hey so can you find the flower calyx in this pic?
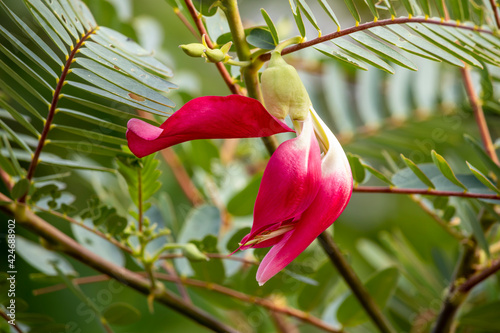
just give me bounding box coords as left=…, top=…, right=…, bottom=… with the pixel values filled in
left=261, top=51, right=311, bottom=121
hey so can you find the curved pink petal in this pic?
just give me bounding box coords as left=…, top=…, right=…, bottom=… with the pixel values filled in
left=239, top=115, right=322, bottom=249
left=256, top=114, right=353, bottom=285
left=127, top=95, right=294, bottom=157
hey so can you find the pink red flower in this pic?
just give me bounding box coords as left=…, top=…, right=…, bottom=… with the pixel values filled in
left=126, top=95, right=352, bottom=285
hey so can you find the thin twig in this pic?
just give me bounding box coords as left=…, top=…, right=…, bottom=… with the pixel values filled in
left=0, top=168, right=13, bottom=191
left=432, top=240, right=478, bottom=333
left=461, top=67, right=499, bottom=165
left=173, top=7, right=200, bottom=40
left=489, top=0, right=500, bottom=30
left=259, top=17, right=496, bottom=62
left=410, top=195, right=465, bottom=241
left=0, top=309, right=23, bottom=333
left=0, top=194, right=238, bottom=333
left=22, top=28, right=96, bottom=201
left=318, top=232, right=396, bottom=333
left=354, top=186, right=500, bottom=200
left=34, top=272, right=342, bottom=333
left=34, top=206, right=133, bottom=254
left=183, top=0, right=241, bottom=95
left=162, top=261, right=192, bottom=304
left=458, top=257, right=500, bottom=293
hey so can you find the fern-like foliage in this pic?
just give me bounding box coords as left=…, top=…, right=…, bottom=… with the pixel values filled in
left=0, top=0, right=175, bottom=185
left=272, top=0, right=500, bottom=73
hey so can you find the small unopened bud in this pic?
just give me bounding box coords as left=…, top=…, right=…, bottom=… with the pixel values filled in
left=179, top=43, right=206, bottom=57
left=203, top=48, right=226, bottom=63
left=182, top=243, right=208, bottom=261
left=261, top=51, right=311, bottom=121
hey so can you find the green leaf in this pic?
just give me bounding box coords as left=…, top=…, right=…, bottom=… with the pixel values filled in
left=1, top=135, right=24, bottom=176
left=362, top=163, right=394, bottom=185
left=227, top=173, right=262, bottom=216
left=316, top=0, right=340, bottom=28
left=16, top=237, right=76, bottom=276
left=456, top=200, right=490, bottom=256
left=80, top=44, right=176, bottom=91
left=53, top=125, right=127, bottom=145
left=297, top=260, right=339, bottom=311
left=350, top=32, right=417, bottom=71
left=431, top=150, right=468, bottom=191
left=178, top=205, right=221, bottom=243
left=0, top=0, right=64, bottom=62
left=0, top=23, right=58, bottom=79
left=400, top=0, right=415, bottom=15
left=401, top=154, right=435, bottom=188
left=406, top=23, right=482, bottom=68
left=333, top=39, right=394, bottom=74
left=342, top=0, right=361, bottom=22
left=94, top=28, right=173, bottom=77
left=464, top=134, right=500, bottom=179
left=289, top=0, right=306, bottom=37
left=192, top=0, right=218, bottom=16
left=246, top=27, right=276, bottom=50
left=0, top=99, right=39, bottom=136
left=0, top=43, right=52, bottom=90
left=69, top=70, right=172, bottom=111
left=363, top=0, right=379, bottom=19
left=416, top=0, right=430, bottom=16
left=71, top=219, right=125, bottom=266
left=102, top=303, right=141, bottom=325
left=11, top=178, right=30, bottom=200
left=433, top=0, right=445, bottom=17
left=315, top=46, right=367, bottom=70
left=48, top=140, right=130, bottom=156
left=260, top=8, right=279, bottom=45
left=337, top=267, right=399, bottom=326
left=73, top=58, right=174, bottom=106
left=347, top=153, right=366, bottom=184
left=459, top=300, right=500, bottom=330
left=57, top=108, right=127, bottom=133
left=388, top=25, right=463, bottom=67
left=0, top=118, right=33, bottom=154
left=296, top=0, right=321, bottom=35
left=466, top=162, right=500, bottom=195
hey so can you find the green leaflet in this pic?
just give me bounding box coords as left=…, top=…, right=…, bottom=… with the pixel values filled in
left=260, top=8, right=279, bottom=45
left=401, top=154, right=435, bottom=188
left=431, top=151, right=468, bottom=191
left=388, top=25, right=463, bottom=67
left=333, top=38, right=394, bottom=73
left=350, top=32, right=417, bottom=71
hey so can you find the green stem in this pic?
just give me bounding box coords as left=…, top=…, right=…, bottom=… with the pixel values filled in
left=274, top=36, right=304, bottom=53
left=221, top=0, right=279, bottom=154
left=318, top=232, right=397, bottom=333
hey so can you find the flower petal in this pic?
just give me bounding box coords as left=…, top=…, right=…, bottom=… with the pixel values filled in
left=127, top=95, right=294, bottom=157
left=256, top=112, right=353, bottom=285
left=241, top=114, right=322, bottom=247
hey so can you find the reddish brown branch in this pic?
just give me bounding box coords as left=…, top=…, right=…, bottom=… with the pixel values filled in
left=458, top=257, right=500, bottom=293
left=354, top=186, right=500, bottom=200
left=0, top=194, right=237, bottom=333
left=173, top=7, right=200, bottom=41
left=23, top=29, right=96, bottom=199
left=259, top=17, right=495, bottom=62
left=489, top=0, right=500, bottom=30
left=461, top=67, right=499, bottom=165
left=34, top=272, right=341, bottom=333
left=0, top=310, right=23, bottom=333
left=183, top=0, right=241, bottom=95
